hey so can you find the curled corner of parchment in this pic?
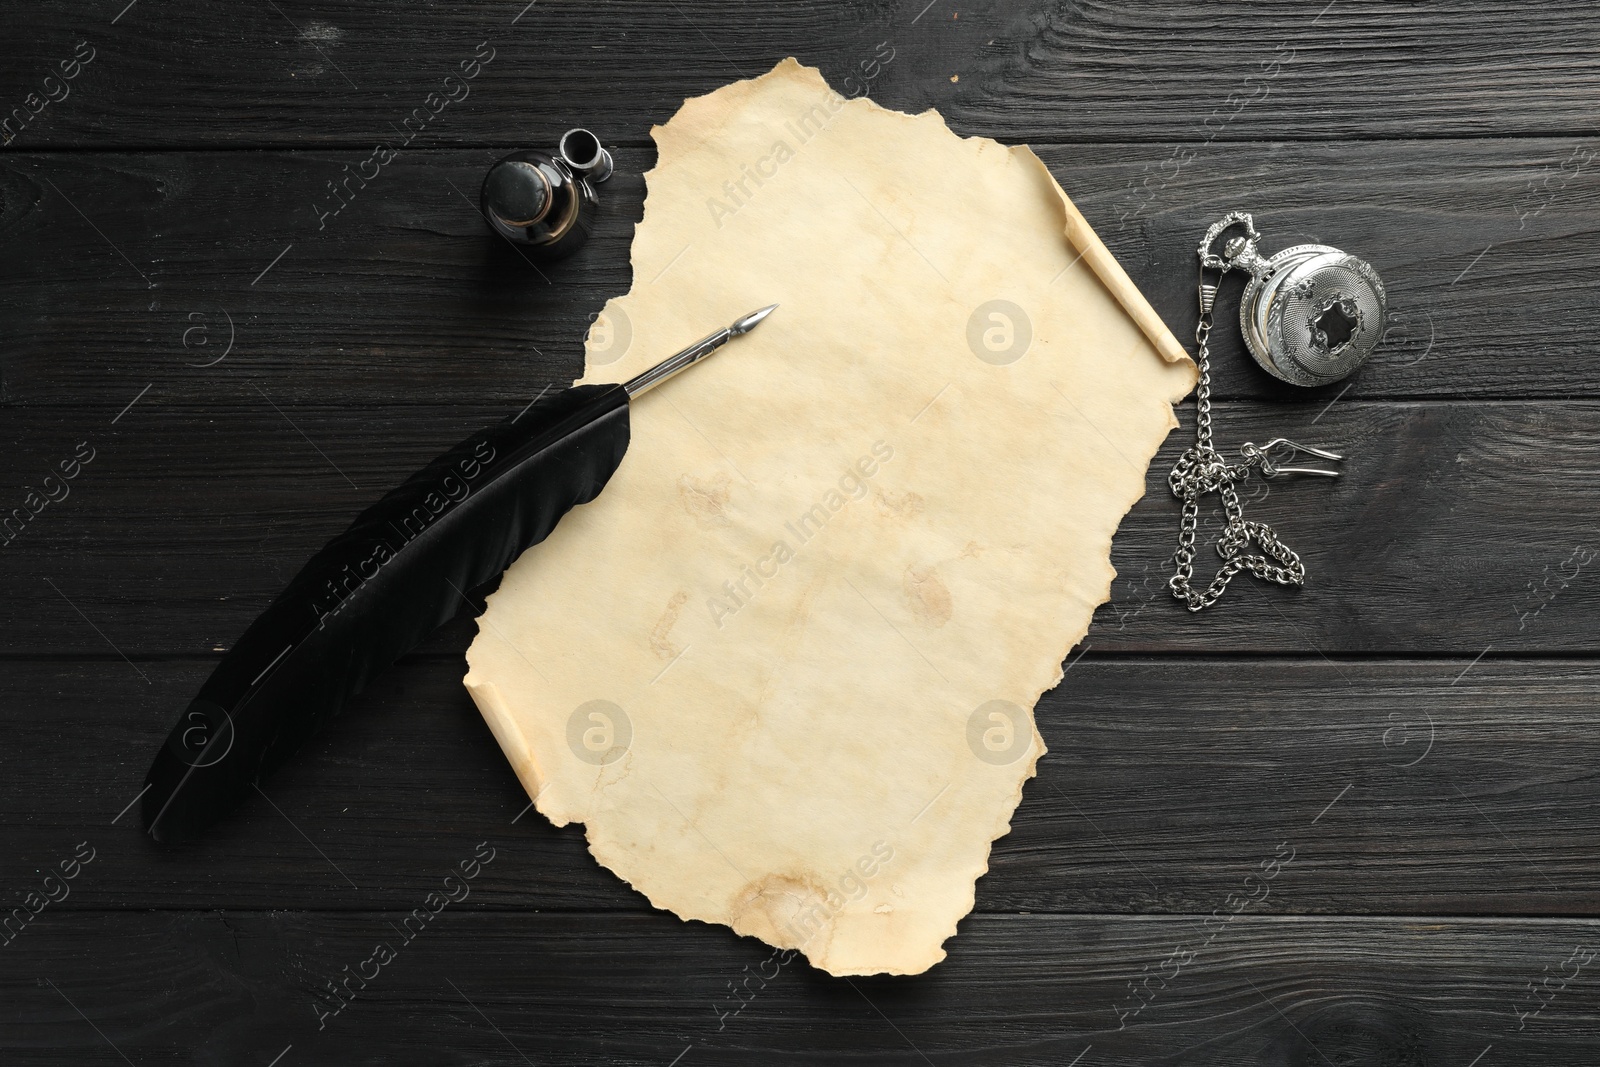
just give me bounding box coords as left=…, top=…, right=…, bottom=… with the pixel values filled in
left=644, top=58, right=1196, bottom=383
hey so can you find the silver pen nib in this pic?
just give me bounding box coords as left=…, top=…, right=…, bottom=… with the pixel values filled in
left=729, top=303, right=779, bottom=335
left=623, top=304, right=779, bottom=399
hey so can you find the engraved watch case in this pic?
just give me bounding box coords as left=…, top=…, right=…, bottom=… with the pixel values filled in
left=1200, top=215, right=1387, bottom=387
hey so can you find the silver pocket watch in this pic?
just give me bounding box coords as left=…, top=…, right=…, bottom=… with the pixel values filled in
left=1202, top=212, right=1387, bottom=387
left=1167, top=212, right=1388, bottom=612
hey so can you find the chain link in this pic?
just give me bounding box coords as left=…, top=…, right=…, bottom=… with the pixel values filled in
left=1167, top=263, right=1306, bottom=612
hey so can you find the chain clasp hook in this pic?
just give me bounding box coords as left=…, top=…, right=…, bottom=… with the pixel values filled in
left=1241, top=438, right=1344, bottom=479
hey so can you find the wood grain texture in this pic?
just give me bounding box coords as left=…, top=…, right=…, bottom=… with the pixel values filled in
left=952, top=0, right=1600, bottom=143
left=0, top=0, right=1002, bottom=150
left=4, top=911, right=1598, bottom=1064
left=3, top=137, right=1596, bottom=408
left=5, top=0, right=1600, bottom=1061
left=5, top=1, right=1600, bottom=149
left=2, top=401, right=1596, bottom=655
left=3, top=657, right=1597, bottom=915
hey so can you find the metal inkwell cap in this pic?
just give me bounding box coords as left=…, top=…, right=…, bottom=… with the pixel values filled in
left=1199, top=212, right=1387, bottom=387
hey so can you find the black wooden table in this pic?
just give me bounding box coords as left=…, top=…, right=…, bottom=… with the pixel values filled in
left=5, top=2, right=1599, bottom=1063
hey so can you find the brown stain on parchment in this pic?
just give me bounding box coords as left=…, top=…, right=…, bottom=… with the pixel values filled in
left=678, top=473, right=732, bottom=527
left=903, top=563, right=953, bottom=627
left=649, top=590, right=691, bottom=659
left=729, top=871, right=834, bottom=958
left=872, top=488, right=924, bottom=520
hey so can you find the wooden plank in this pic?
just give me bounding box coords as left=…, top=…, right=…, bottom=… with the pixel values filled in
left=0, top=0, right=990, bottom=150
left=953, top=0, right=1600, bottom=143
left=2, top=910, right=1597, bottom=1063
left=2, top=399, right=1596, bottom=655
left=1, top=137, right=1594, bottom=408
left=5, top=1, right=1600, bottom=149
left=5, top=657, right=1598, bottom=914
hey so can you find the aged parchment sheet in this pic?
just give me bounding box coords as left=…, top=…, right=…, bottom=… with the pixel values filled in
left=465, top=59, right=1195, bottom=975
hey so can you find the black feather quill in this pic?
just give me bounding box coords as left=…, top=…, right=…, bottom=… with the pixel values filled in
left=142, top=303, right=776, bottom=842
left=143, top=384, right=630, bottom=842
